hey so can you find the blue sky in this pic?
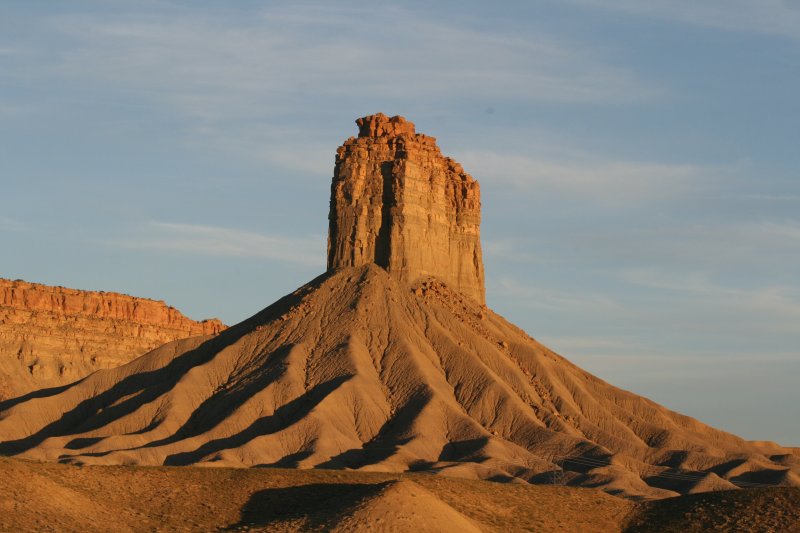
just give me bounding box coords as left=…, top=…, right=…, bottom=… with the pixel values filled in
left=1, top=1, right=798, bottom=445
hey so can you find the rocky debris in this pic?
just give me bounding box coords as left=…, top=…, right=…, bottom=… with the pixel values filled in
left=0, top=277, right=225, bottom=399
left=327, top=113, right=485, bottom=304
left=356, top=113, right=416, bottom=138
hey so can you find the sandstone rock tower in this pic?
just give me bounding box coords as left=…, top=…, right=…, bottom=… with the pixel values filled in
left=327, top=113, right=485, bottom=303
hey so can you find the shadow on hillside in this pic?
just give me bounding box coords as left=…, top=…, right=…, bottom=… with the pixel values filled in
left=0, top=271, right=334, bottom=456
left=315, top=389, right=429, bottom=470
left=224, top=482, right=389, bottom=531
left=164, top=374, right=353, bottom=465
left=0, top=382, right=80, bottom=411
left=623, top=487, right=800, bottom=533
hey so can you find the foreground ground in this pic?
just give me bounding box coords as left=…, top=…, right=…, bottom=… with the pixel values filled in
left=1, top=458, right=798, bottom=532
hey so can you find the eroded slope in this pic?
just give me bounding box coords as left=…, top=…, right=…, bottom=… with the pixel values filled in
left=0, top=266, right=796, bottom=499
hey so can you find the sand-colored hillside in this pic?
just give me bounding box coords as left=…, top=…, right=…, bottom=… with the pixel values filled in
left=0, top=457, right=631, bottom=532
left=1, top=265, right=796, bottom=499
left=628, top=486, right=800, bottom=532
left=1, top=458, right=798, bottom=532
left=322, top=480, right=483, bottom=532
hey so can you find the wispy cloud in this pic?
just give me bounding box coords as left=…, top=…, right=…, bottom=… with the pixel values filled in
left=755, top=220, right=800, bottom=241
left=0, top=47, right=24, bottom=56
left=0, top=4, right=666, bottom=175
left=107, top=222, right=325, bottom=267
left=620, top=267, right=800, bottom=334
left=46, top=6, right=655, bottom=110
left=457, top=149, right=728, bottom=204
left=186, top=124, right=335, bottom=176
left=0, top=216, right=27, bottom=232
left=490, top=276, right=625, bottom=314
left=601, top=220, right=800, bottom=268
left=563, top=0, right=800, bottom=40
left=0, top=104, right=30, bottom=116
left=717, top=194, right=800, bottom=202
left=483, top=238, right=547, bottom=265
left=542, top=335, right=649, bottom=355
left=487, top=218, right=800, bottom=272
left=543, top=334, right=799, bottom=364
left=554, top=347, right=800, bottom=384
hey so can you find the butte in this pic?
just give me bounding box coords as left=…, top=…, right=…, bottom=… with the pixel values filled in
left=0, top=113, right=797, bottom=500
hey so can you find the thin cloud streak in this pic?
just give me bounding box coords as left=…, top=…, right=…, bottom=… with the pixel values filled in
left=457, top=149, right=728, bottom=204
left=0, top=5, right=665, bottom=177
left=43, top=5, right=657, bottom=114
left=562, top=0, right=800, bottom=40
left=0, top=217, right=27, bottom=232
left=602, top=220, right=800, bottom=268
left=10, top=5, right=656, bottom=171
left=620, top=268, right=800, bottom=334
left=107, top=222, right=325, bottom=267
left=490, top=276, right=625, bottom=314
left=490, top=219, right=800, bottom=272
left=543, top=335, right=799, bottom=364
left=542, top=335, right=649, bottom=355
left=0, top=47, right=25, bottom=56
left=187, top=123, right=335, bottom=176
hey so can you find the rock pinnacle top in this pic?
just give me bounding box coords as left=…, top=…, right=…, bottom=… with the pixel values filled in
left=356, top=113, right=416, bottom=138
left=328, top=114, right=485, bottom=303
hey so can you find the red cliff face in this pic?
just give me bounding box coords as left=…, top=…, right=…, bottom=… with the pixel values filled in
left=0, top=278, right=225, bottom=399
left=327, top=113, right=485, bottom=304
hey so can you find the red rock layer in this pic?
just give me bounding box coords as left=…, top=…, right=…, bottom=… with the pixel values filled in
left=0, top=278, right=225, bottom=399
left=327, top=113, right=485, bottom=304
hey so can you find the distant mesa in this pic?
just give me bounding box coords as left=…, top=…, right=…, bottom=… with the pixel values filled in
left=329, top=113, right=485, bottom=304
left=0, top=277, right=225, bottom=400
left=0, top=114, right=797, bottom=501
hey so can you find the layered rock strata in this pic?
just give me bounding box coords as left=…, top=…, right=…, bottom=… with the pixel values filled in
left=328, top=113, right=485, bottom=303
left=0, top=278, right=225, bottom=399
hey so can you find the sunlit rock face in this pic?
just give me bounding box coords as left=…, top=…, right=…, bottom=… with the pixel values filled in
left=327, top=113, right=485, bottom=304
left=0, top=277, right=225, bottom=399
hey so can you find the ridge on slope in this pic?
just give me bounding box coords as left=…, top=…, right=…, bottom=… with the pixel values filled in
left=0, top=265, right=796, bottom=500
left=626, top=487, right=800, bottom=532
left=0, top=277, right=225, bottom=400
left=0, top=456, right=636, bottom=532
left=328, top=480, right=482, bottom=533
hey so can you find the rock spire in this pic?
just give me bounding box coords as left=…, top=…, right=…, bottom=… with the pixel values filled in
left=327, top=113, right=485, bottom=303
